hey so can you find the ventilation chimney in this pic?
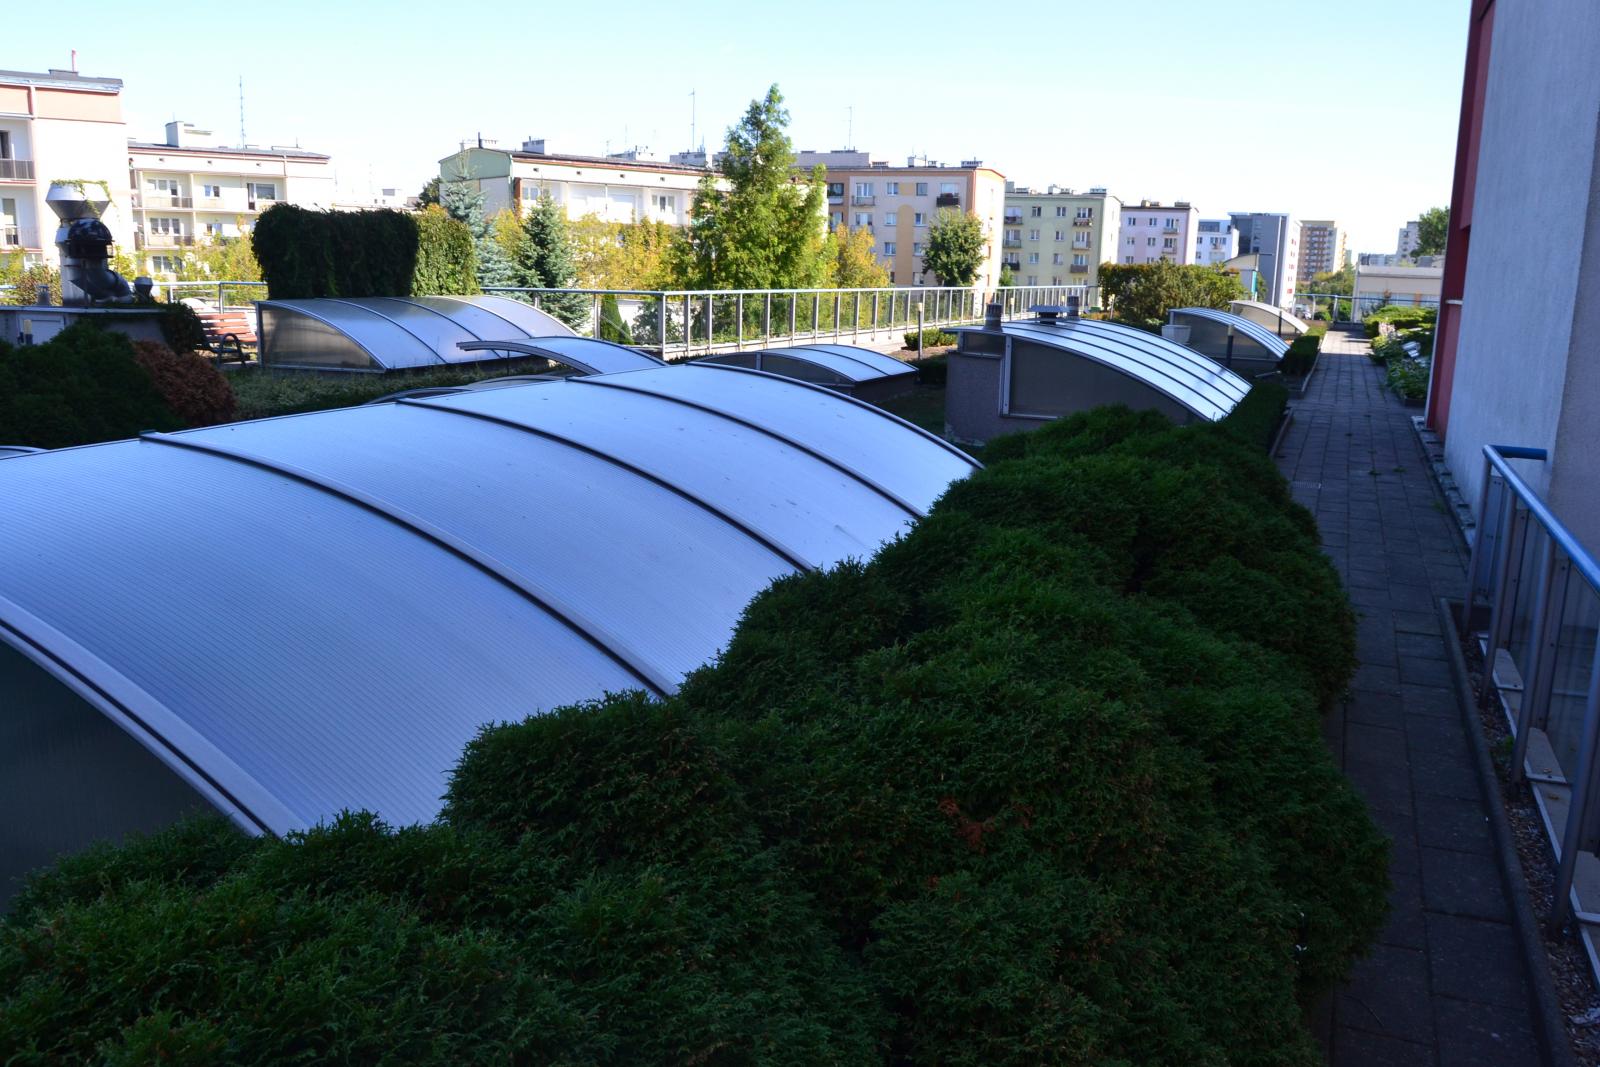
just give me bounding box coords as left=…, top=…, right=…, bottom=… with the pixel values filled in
left=984, top=302, right=1003, bottom=330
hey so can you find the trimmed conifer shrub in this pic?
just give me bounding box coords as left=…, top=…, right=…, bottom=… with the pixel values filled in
left=129, top=340, right=236, bottom=427
left=0, top=387, right=1384, bottom=1065
left=0, top=323, right=180, bottom=448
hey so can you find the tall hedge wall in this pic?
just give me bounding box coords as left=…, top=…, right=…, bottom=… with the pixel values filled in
left=0, top=389, right=1385, bottom=1065
left=253, top=204, right=478, bottom=300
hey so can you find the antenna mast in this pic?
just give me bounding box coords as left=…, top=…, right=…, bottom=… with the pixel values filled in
left=847, top=105, right=854, bottom=150
left=238, top=77, right=246, bottom=144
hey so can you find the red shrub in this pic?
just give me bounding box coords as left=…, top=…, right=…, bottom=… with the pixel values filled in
left=130, top=340, right=237, bottom=428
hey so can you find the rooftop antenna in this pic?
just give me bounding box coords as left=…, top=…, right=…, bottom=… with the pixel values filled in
left=70, top=49, right=77, bottom=72
left=689, top=89, right=696, bottom=152
left=238, top=76, right=246, bottom=144
left=847, top=105, right=853, bottom=151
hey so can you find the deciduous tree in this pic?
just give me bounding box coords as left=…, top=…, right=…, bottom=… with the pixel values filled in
left=921, top=209, right=985, bottom=287
left=1097, top=260, right=1244, bottom=328
left=1414, top=205, right=1449, bottom=256
left=823, top=226, right=889, bottom=288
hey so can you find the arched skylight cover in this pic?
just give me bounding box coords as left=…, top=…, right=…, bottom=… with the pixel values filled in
left=1229, top=300, right=1311, bottom=337
left=1169, top=307, right=1291, bottom=361
left=455, top=335, right=663, bottom=376
left=0, top=446, right=42, bottom=459
left=258, top=295, right=576, bottom=371
left=698, top=344, right=915, bottom=387
left=0, top=365, right=977, bottom=836
left=1001, top=318, right=1250, bottom=421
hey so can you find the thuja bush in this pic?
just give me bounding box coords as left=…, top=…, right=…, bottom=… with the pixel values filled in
left=129, top=340, right=236, bottom=427
left=0, top=323, right=180, bottom=448
left=253, top=204, right=420, bottom=299
left=0, top=389, right=1384, bottom=1065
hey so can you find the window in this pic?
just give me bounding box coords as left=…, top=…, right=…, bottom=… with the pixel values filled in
left=1147, top=237, right=1156, bottom=246
left=1005, top=228, right=1020, bottom=241
left=1029, top=205, right=1041, bottom=217
left=1027, top=252, right=1039, bottom=264
left=201, top=183, right=221, bottom=198
left=150, top=217, right=182, bottom=234
left=886, top=181, right=899, bottom=195
left=1054, top=230, right=1065, bottom=241
left=652, top=194, right=677, bottom=213
left=247, top=182, right=277, bottom=203
left=914, top=211, right=927, bottom=226
left=150, top=178, right=178, bottom=193
left=0, top=132, right=8, bottom=158
left=883, top=241, right=896, bottom=255
left=915, top=182, right=928, bottom=196
left=1051, top=253, right=1063, bottom=265
left=884, top=212, right=897, bottom=226
left=152, top=255, right=178, bottom=273
left=1162, top=237, right=1175, bottom=249
left=889, top=270, right=895, bottom=283
left=1076, top=207, right=1092, bottom=219
left=1165, top=217, right=1177, bottom=228
left=1124, top=255, right=1134, bottom=263
left=1026, top=275, right=1037, bottom=285
left=204, top=221, right=226, bottom=237
left=1126, top=236, right=1134, bottom=245
left=830, top=211, right=843, bottom=229
left=1126, top=217, right=1137, bottom=226
left=1028, top=229, right=1040, bottom=241
left=853, top=212, right=872, bottom=227
left=1073, top=254, right=1087, bottom=266
left=1056, top=206, right=1068, bottom=217
left=913, top=242, right=924, bottom=254
left=827, top=182, right=844, bottom=197
left=940, top=182, right=958, bottom=195
left=854, top=181, right=873, bottom=196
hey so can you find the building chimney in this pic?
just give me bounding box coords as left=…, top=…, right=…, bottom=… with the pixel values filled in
left=984, top=302, right=1003, bottom=330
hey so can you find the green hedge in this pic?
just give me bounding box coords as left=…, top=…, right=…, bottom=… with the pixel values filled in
left=0, top=323, right=181, bottom=448
left=1281, top=325, right=1326, bottom=377
left=0, top=391, right=1384, bottom=1065
left=903, top=326, right=955, bottom=350
left=253, top=204, right=421, bottom=299
left=1362, top=304, right=1436, bottom=339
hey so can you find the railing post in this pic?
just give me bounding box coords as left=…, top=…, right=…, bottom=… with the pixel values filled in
left=706, top=294, right=714, bottom=353
left=788, top=294, right=796, bottom=341
left=833, top=292, right=841, bottom=340
left=682, top=293, right=691, bottom=358
left=736, top=292, right=744, bottom=349
left=763, top=293, right=771, bottom=345
left=657, top=294, right=668, bottom=357
left=1550, top=652, right=1600, bottom=932
left=812, top=292, right=820, bottom=340
left=1462, top=455, right=1496, bottom=632
left=872, top=292, right=880, bottom=338
left=1482, top=502, right=1531, bottom=711
left=1510, top=535, right=1558, bottom=782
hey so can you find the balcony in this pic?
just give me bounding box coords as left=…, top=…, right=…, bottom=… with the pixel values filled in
left=133, top=193, right=196, bottom=210
left=247, top=199, right=277, bottom=212
left=0, top=158, right=35, bottom=181
left=1002, top=237, right=1022, bottom=248
left=1003, top=214, right=1023, bottom=226
left=1069, top=264, right=1089, bottom=274
left=196, top=196, right=226, bottom=209
left=1073, top=218, right=1092, bottom=227
left=135, top=232, right=196, bottom=249
left=1163, top=225, right=1180, bottom=234
left=935, top=193, right=961, bottom=207
left=851, top=195, right=875, bottom=206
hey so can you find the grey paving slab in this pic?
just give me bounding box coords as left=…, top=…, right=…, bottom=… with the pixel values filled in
left=1278, top=336, right=1544, bottom=1065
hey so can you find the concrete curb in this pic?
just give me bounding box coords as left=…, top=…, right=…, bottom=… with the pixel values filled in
left=1270, top=410, right=1295, bottom=459
left=1438, top=595, right=1577, bottom=1067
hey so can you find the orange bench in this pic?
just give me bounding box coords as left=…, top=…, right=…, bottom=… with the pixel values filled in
left=195, top=309, right=257, bottom=365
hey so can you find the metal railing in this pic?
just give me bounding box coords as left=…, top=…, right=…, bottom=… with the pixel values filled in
left=133, top=193, right=195, bottom=209
left=145, top=279, right=269, bottom=307
left=935, top=193, right=960, bottom=207
left=136, top=232, right=197, bottom=249
left=478, top=284, right=1098, bottom=359
left=1464, top=445, right=1600, bottom=934
left=0, top=159, right=35, bottom=181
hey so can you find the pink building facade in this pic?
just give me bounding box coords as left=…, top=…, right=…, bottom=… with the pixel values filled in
left=1116, top=200, right=1199, bottom=265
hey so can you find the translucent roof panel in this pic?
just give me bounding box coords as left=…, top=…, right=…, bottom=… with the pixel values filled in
left=456, top=335, right=663, bottom=376
left=997, top=320, right=1250, bottom=422
left=0, top=442, right=642, bottom=832
left=0, top=366, right=976, bottom=837
left=1229, top=300, right=1311, bottom=337
left=699, top=344, right=913, bottom=384
left=259, top=296, right=577, bottom=372
left=0, top=446, right=42, bottom=459
left=580, top=364, right=979, bottom=513
left=416, top=380, right=919, bottom=567
left=194, top=403, right=787, bottom=688
left=1170, top=307, right=1290, bottom=360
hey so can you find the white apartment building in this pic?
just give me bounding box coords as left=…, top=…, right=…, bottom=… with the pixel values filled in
left=128, top=121, right=333, bottom=277
left=1000, top=184, right=1122, bottom=289
left=0, top=68, right=130, bottom=267
left=1230, top=212, right=1301, bottom=308
left=1118, top=200, right=1199, bottom=265
left=1193, top=219, right=1238, bottom=266
left=440, top=139, right=716, bottom=228
left=1397, top=219, right=1421, bottom=257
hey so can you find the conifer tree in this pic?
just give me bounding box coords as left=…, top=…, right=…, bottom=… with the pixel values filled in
left=441, top=181, right=518, bottom=291
left=518, top=194, right=590, bottom=328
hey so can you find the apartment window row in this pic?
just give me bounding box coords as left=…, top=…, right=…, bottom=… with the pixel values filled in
left=834, top=180, right=944, bottom=199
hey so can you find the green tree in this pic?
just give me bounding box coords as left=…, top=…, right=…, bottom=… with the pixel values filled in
left=1306, top=263, right=1353, bottom=296
left=823, top=226, right=889, bottom=288
left=441, top=181, right=517, bottom=290
left=412, top=204, right=479, bottom=296
left=921, top=209, right=986, bottom=287
left=662, top=85, right=828, bottom=290
left=998, top=263, right=1016, bottom=287
left=518, top=194, right=589, bottom=327
left=1414, top=205, right=1449, bottom=256
left=417, top=176, right=441, bottom=209
left=1097, top=260, right=1244, bottom=328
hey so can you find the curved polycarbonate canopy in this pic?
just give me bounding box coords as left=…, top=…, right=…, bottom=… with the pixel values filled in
left=697, top=344, right=914, bottom=387
left=1229, top=300, right=1311, bottom=337
left=0, top=365, right=978, bottom=836
left=998, top=318, right=1250, bottom=422
left=456, top=335, right=664, bottom=376
left=0, top=446, right=42, bottom=459
left=1170, top=307, right=1290, bottom=361
left=258, top=295, right=576, bottom=372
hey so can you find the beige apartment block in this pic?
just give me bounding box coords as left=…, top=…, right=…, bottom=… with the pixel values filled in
left=128, top=122, right=333, bottom=277
left=1298, top=219, right=1345, bottom=282
left=802, top=151, right=1007, bottom=292
left=441, top=140, right=719, bottom=229
left=1001, top=184, right=1122, bottom=292
left=0, top=68, right=129, bottom=268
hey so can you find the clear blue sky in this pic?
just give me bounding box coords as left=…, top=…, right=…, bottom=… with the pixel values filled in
left=12, top=0, right=1467, bottom=256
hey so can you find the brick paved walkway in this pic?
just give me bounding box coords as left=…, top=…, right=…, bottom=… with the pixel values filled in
left=1280, top=329, right=1545, bottom=1065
